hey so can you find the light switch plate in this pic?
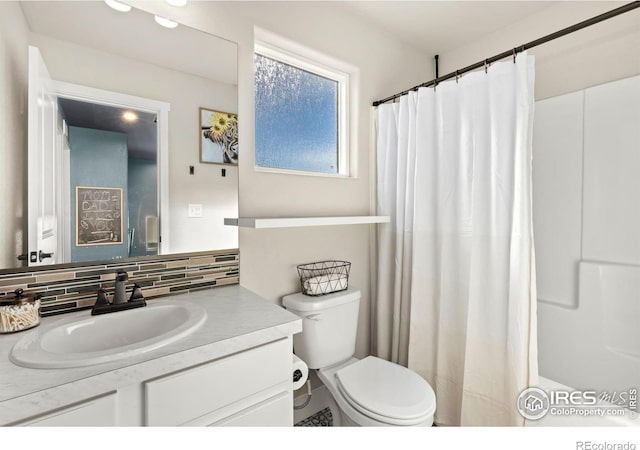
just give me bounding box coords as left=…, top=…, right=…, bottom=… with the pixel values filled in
left=188, top=204, right=203, bottom=218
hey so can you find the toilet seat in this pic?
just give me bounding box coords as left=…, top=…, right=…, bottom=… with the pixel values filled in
left=334, top=356, right=436, bottom=426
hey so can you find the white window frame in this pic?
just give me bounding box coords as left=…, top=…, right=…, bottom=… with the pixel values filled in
left=254, top=39, right=352, bottom=178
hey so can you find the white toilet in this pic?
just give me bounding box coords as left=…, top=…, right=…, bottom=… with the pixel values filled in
left=283, top=288, right=436, bottom=426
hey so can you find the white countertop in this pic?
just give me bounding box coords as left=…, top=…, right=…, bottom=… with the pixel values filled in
left=0, top=285, right=302, bottom=425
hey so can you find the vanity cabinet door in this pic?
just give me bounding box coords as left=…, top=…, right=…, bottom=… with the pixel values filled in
left=14, top=392, right=117, bottom=427
left=144, top=339, right=291, bottom=426
left=211, top=391, right=291, bottom=426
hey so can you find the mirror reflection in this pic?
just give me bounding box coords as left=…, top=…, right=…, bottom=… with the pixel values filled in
left=0, top=1, right=239, bottom=271
left=63, top=100, right=158, bottom=262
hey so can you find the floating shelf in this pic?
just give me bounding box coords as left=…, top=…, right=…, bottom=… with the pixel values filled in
left=224, top=216, right=390, bottom=229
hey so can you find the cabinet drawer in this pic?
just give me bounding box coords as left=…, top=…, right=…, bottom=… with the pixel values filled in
left=15, top=392, right=117, bottom=427
left=145, top=339, right=290, bottom=426
left=212, top=391, right=292, bottom=427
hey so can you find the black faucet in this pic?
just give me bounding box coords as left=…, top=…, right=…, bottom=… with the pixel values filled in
left=91, top=271, right=146, bottom=316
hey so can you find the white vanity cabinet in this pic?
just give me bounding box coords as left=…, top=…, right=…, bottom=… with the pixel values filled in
left=15, top=393, right=117, bottom=427
left=0, top=287, right=302, bottom=427
left=11, top=338, right=293, bottom=427
left=144, top=339, right=292, bottom=426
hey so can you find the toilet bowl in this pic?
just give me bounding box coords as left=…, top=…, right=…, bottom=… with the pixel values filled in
left=282, top=288, right=436, bottom=427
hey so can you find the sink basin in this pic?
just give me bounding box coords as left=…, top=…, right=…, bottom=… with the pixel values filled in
left=10, top=300, right=207, bottom=369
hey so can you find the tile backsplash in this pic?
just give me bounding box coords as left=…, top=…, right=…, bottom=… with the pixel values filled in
left=0, top=250, right=239, bottom=317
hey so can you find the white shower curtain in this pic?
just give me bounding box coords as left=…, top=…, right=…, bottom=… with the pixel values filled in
left=375, top=53, right=538, bottom=426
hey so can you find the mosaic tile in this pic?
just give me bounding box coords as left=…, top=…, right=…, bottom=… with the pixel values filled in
left=26, top=275, right=101, bottom=288
left=0, top=276, right=36, bottom=286
left=34, top=272, right=75, bottom=283
left=75, top=266, right=138, bottom=277
left=159, top=273, right=186, bottom=281
left=0, top=250, right=239, bottom=317
left=166, top=260, right=189, bottom=269
left=137, top=263, right=167, bottom=271
left=295, top=407, right=333, bottom=427
left=215, top=255, right=237, bottom=262
left=64, top=283, right=102, bottom=294
left=169, top=280, right=217, bottom=293
left=38, top=289, right=67, bottom=300
left=41, top=302, right=78, bottom=313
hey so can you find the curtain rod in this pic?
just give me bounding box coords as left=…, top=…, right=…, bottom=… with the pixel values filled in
left=372, top=1, right=640, bottom=107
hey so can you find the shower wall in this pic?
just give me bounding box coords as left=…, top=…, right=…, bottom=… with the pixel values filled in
left=533, top=74, right=640, bottom=393
left=128, top=157, right=158, bottom=258
left=69, top=126, right=129, bottom=263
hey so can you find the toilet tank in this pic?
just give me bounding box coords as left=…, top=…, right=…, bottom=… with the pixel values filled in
left=282, top=288, right=361, bottom=369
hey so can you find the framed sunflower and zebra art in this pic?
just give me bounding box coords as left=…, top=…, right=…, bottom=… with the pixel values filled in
left=200, top=107, right=238, bottom=165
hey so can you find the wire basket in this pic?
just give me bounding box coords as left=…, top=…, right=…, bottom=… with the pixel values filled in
left=297, top=260, right=351, bottom=296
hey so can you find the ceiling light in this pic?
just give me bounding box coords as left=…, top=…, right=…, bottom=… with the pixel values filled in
left=166, top=0, right=187, bottom=6
left=154, top=15, right=178, bottom=29
left=105, top=0, right=131, bottom=13
left=122, top=111, right=138, bottom=122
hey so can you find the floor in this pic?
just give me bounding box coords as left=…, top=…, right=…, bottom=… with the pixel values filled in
left=294, top=407, right=438, bottom=426
left=294, top=407, right=333, bottom=426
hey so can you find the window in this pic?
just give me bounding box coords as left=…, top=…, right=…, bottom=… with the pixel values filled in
left=254, top=43, right=349, bottom=176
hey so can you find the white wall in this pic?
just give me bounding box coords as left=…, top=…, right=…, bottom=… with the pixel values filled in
left=129, top=1, right=431, bottom=359
left=439, top=2, right=640, bottom=100
left=582, top=76, right=640, bottom=265
left=533, top=76, right=640, bottom=393
left=28, top=32, right=239, bottom=255
left=0, top=2, right=29, bottom=269
left=532, top=91, right=584, bottom=309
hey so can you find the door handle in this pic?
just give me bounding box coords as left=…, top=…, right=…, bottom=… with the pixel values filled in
left=38, top=250, right=54, bottom=262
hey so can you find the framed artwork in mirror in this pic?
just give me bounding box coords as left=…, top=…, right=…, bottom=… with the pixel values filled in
left=200, top=107, right=238, bottom=165
left=76, top=186, right=124, bottom=246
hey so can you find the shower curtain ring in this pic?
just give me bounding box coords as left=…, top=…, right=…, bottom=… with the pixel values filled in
left=513, top=48, right=517, bottom=63
left=455, top=70, right=459, bottom=83
left=484, top=59, right=488, bottom=73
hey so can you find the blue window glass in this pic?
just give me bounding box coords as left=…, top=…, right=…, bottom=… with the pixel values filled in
left=255, top=53, right=339, bottom=174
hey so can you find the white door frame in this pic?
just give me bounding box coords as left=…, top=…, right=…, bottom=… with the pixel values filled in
left=28, top=46, right=58, bottom=266
left=52, top=80, right=171, bottom=255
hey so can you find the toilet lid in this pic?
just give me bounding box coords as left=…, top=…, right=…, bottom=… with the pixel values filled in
left=335, top=356, right=436, bottom=424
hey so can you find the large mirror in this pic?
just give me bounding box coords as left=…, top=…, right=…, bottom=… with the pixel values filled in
left=0, top=1, right=239, bottom=271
